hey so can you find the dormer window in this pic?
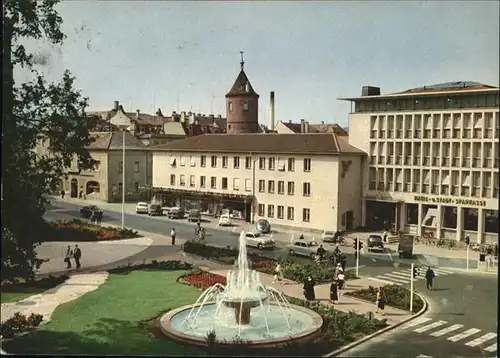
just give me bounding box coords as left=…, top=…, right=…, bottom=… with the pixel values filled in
left=243, top=102, right=249, bottom=111
left=229, top=102, right=233, bottom=112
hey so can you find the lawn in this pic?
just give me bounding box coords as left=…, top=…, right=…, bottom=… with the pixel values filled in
left=1, top=275, right=69, bottom=303
left=2, top=270, right=205, bottom=356
left=1, top=290, right=46, bottom=304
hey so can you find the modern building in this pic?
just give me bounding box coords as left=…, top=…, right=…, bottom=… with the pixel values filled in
left=150, top=133, right=365, bottom=232
left=340, top=81, right=499, bottom=244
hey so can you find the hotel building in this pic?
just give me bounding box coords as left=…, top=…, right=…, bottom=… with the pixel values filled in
left=341, top=81, right=499, bottom=244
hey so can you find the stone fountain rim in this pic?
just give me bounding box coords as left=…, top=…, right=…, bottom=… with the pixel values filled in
left=159, top=302, right=324, bottom=349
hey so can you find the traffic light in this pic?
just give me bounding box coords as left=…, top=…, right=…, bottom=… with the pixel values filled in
left=413, top=267, right=418, bottom=279
left=465, top=236, right=470, bottom=245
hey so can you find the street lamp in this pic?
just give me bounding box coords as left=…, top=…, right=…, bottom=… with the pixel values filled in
left=116, top=126, right=128, bottom=229
left=250, top=152, right=258, bottom=224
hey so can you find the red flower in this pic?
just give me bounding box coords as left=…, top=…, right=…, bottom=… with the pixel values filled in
left=182, top=272, right=227, bottom=290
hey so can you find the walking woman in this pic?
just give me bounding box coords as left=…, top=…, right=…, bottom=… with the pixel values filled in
left=303, top=276, right=316, bottom=301
left=376, top=286, right=386, bottom=316
left=329, top=280, right=339, bottom=304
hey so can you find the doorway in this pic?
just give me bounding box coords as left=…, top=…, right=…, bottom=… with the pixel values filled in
left=70, top=179, right=78, bottom=198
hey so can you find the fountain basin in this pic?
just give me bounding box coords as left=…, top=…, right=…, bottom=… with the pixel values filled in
left=160, top=302, right=323, bottom=349
left=222, top=298, right=266, bottom=325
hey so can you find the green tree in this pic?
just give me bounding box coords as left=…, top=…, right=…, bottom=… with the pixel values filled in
left=2, top=0, right=96, bottom=281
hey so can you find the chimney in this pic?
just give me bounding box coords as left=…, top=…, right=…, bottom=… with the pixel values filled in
left=136, top=109, right=140, bottom=119
left=304, top=121, right=310, bottom=133
left=209, top=114, right=214, bottom=119
left=300, top=119, right=305, bottom=133
left=268, top=91, right=275, bottom=130
left=321, top=121, right=325, bottom=125
left=156, top=108, right=163, bottom=117
left=361, top=86, right=381, bottom=96
left=113, top=101, right=119, bottom=111
left=217, top=114, right=222, bottom=118
left=289, top=120, right=292, bottom=124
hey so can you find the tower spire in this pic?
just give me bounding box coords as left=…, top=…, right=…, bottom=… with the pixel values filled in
left=240, top=51, right=244, bottom=70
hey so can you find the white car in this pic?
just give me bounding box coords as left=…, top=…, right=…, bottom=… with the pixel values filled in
left=136, top=202, right=149, bottom=214
left=245, top=232, right=275, bottom=249
left=218, top=214, right=232, bottom=226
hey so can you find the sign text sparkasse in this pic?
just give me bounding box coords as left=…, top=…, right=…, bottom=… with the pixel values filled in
left=413, top=195, right=486, bottom=207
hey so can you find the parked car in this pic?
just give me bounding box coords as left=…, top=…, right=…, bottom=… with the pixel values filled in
left=367, top=235, right=385, bottom=252
left=286, top=239, right=326, bottom=259
left=80, top=205, right=102, bottom=219
left=244, top=232, right=275, bottom=249
left=168, top=207, right=185, bottom=219
left=255, top=219, right=271, bottom=234
left=136, top=202, right=149, bottom=214
left=218, top=214, right=232, bottom=226
left=148, top=204, right=163, bottom=216
left=321, top=231, right=336, bottom=243
left=187, top=209, right=201, bottom=222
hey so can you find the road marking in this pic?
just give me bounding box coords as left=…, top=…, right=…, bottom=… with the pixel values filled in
left=414, top=320, right=447, bottom=333
left=376, top=275, right=408, bottom=284
left=430, top=324, right=464, bottom=337
left=368, top=277, right=397, bottom=285
left=484, top=342, right=497, bottom=352
left=383, top=273, right=411, bottom=282
left=401, top=317, right=432, bottom=329
left=465, top=333, right=497, bottom=347
left=447, top=328, right=481, bottom=342
left=387, top=271, right=413, bottom=279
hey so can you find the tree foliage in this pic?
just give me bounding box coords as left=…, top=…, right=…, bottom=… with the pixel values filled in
left=2, top=0, right=97, bottom=281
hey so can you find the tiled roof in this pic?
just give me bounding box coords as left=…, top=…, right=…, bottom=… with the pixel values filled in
left=150, top=133, right=364, bottom=155
left=87, top=131, right=147, bottom=150
left=280, top=122, right=348, bottom=136
left=226, top=70, right=259, bottom=97
left=401, top=81, right=495, bottom=94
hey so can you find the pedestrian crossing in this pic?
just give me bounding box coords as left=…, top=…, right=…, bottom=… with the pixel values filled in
left=370, top=267, right=455, bottom=286
left=401, top=317, right=497, bottom=353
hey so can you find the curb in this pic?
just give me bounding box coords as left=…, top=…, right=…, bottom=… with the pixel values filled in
left=323, top=290, right=428, bottom=357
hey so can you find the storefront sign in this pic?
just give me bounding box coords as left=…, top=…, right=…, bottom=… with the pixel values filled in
left=413, top=195, right=487, bottom=207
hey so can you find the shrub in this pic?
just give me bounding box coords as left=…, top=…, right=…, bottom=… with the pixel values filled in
left=345, top=284, right=424, bottom=313
left=27, top=313, right=43, bottom=327
left=1, top=274, right=68, bottom=293
left=108, top=260, right=192, bottom=274
left=0, top=312, right=45, bottom=339
left=44, top=219, right=140, bottom=242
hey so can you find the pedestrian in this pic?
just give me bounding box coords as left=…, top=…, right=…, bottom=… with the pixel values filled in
left=376, top=286, right=386, bottom=316
left=494, top=242, right=498, bottom=259
left=329, top=280, right=339, bottom=304
left=335, top=263, right=341, bottom=279
left=96, top=210, right=103, bottom=225
left=425, top=266, right=435, bottom=290
left=303, top=276, right=316, bottom=301
left=171, top=228, right=176, bottom=245
left=340, top=254, right=347, bottom=272
left=60, top=189, right=65, bottom=199
left=272, top=263, right=283, bottom=284
left=64, top=245, right=73, bottom=269
left=90, top=210, right=96, bottom=224
left=383, top=230, right=388, bottom=243
left=79, top=190, right=83, bottom=199
left=337, top=269, right=346, bottom=291
left=73, top=245, right=82, bottom=269
left=299, top=234, right=305, bottom=240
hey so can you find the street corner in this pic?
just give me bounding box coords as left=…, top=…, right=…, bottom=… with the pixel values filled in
left=324, top=288, right=429, bottom=357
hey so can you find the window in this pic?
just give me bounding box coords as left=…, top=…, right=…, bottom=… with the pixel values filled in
left=200, top=155, right=206, bottom=167
left=268, top=180, right=275, bottom=193
left=222, top=177, right=228, bottom=189
left=245, top=156, right=252, bottom=169
left=189, top=175, right=195, bottom=187
left=229, top=102, right=233, bottom=112
left=303, top=182, right=311, bottom=196
left=190, top=156, right=196, bottom=167
left=369, top=167, right=376, bottom=190
left=302, top=208, right=310, bottom=222
left=134, top=182, right=139, bottom=192
left=180, top=174, right=185, bottom=186
left=288, top=158, right=295, bottom=171
left=259, top=157, right=266, bottom=170
left=277, top=159, right=285, bottom=171
left=119, top=161, right=123, bottom=174
left=233, top=156, right=240, bottom=169
left=277, top=181, right=285, bottom=194
left=303, top=158, right=311, bottom=172
left=258, top=180, right=265, bottom=192
left=277, top=205, right=284, bottom=219
left=245, top=179, right=251, bottom=191
left=210, top=177, right=216, bottom=189
left=268, top=157, right=275, bottom=170
left=233, top=178, right=240, bottom=191
left=222, top=156, right=228, bottom=168
left=200, top=176, right=206, bottom=188
left=243, top=102, right=249, bottom=111
left=133, top=162, right=140, bottom=173
left=93, top=160, right=101, bottom=171
left=180, top=156, right=186, bottom=166
left=287, top=181, right=295, bottom=195
left=287, top=207, right=294, bottom=220
left=170, top=174, right=175, bottom=186
left=211, top=156, right=217, bottom=168
left=267, top=205, right=275, bottom=218
left=258, top=204, right=265, bottom=216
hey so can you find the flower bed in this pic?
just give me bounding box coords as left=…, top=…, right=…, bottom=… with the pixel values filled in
left=108, top=260, right=193, bottom=275
left=178, top=270, right=227, bottom=290
left=44, top=219, right=140, bottom=242
left=344, top=284, right=424, bottom=313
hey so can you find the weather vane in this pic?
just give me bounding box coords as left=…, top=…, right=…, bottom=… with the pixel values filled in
left=240, top=51, right=244, bottom=70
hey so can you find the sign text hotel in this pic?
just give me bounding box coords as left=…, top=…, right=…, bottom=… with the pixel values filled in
left=413, top=195, right=487, bottom=207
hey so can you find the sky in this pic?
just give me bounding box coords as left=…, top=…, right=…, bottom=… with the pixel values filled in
left=16, top=0, right=500, bottom=127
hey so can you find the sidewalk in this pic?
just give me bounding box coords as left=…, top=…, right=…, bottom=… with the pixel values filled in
left=208, top=269, right=412, bottom=325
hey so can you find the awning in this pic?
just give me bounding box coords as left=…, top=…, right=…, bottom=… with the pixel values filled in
left=152, top=187, right=253, bottom=201
left=363, top=196, right=402, bottom=204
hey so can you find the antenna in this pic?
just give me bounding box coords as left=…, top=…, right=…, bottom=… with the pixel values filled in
left=240, top=50, right=244, bottom=70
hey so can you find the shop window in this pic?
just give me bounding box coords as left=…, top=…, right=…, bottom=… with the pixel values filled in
left=463, top=208, right=478, bottom=231
left=421, top=205, right=438, bottom=227
left=406, top=203, right=418, bottom=225
left=484, top=210, right=498, bottom=233
left=442, top=206, right=457, bottom=229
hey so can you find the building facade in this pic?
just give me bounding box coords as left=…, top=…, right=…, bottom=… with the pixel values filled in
left=151, top=133, right=365, bottom=232
left=341, top=81, right=499, bottom=244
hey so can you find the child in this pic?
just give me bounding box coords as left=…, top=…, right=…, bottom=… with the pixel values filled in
left=272, top=263, right=283, bottom=284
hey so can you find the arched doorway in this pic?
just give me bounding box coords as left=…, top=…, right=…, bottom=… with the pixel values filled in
left=86, top=181, right=100, bottom=195
left=70, top=179, right=78, bottom=198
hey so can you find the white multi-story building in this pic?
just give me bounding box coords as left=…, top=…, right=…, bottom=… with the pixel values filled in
left=150, top=133, right=365, bottom=232
left=341, top=81, right=499, bottom=244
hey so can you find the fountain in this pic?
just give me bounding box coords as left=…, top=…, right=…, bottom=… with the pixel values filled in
left=160, top=231, right=323, bottom=348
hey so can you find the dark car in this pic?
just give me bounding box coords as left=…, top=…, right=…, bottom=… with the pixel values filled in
left=80, top=205, right=102, bottom=219
left=148, top=204, right=163, bottom=216
left=255, top=219, right=271, bottom=234
left=367, top=235, right=385, bottom=252
left=167, top=207, right=185, bottom=219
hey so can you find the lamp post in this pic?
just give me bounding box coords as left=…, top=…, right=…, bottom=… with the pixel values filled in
left=116, top=126, right=128, bottom=229
left=250, top=152, right=257, bottom=224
